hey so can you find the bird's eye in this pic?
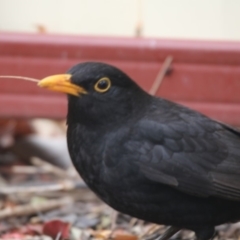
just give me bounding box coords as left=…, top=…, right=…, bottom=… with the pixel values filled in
left=94, top=77, right=111, bottom=93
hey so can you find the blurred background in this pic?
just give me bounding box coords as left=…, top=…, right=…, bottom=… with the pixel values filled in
left=0, top=1, right=240, bottom=239
left=1, top=0, right=240, bottom=40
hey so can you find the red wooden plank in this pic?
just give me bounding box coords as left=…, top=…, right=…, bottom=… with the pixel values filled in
left=1, top=33, right=240, bottom=65
left=0, top=94, right=239, bottom=126
left=158, top=64, right=240, bottom=103
left=1, top=58, right=240, bottom=103
left=179, top=101, right=240, bottom=126
left=0, top=94, right=66, bottom=118
left=0, top=33, right=240, bottom=125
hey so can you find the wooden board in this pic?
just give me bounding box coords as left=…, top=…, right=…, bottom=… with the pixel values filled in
left=0, top=33, right=240, bottom=125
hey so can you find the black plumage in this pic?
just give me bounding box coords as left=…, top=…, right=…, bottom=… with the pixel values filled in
left=39, top=62, right=240, bottom=240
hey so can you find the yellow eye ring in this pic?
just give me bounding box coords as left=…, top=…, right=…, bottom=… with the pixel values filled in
left=94, top=77, right=111, bottom=93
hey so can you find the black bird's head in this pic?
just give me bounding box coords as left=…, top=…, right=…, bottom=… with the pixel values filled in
left=38, top=62, right=149, bottom=127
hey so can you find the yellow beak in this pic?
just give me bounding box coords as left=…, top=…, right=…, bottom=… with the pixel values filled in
left=38, top=74, right=87, bottom=96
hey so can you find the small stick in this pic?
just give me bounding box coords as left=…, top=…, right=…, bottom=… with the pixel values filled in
left=149, top=56, right=173, bottom=96
left=110, top=210, right=118, bottom=230
left=156, top=226, right=180, bottom=240
left=139, top=224, right=162, bottom=238
left=11, top=165, right=61, bottom=175
left=0, top=180, right=85, bottom=195
left=0, top=75, right=39, bottom=82
left=129, top=217, right=139, bottom=229
left=0, top=197, right=73, bottom=219
left=31, top=157, right=70, bottom=178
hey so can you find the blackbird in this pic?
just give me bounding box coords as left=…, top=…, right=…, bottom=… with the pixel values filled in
left=38, top=62, right=240, bottom=240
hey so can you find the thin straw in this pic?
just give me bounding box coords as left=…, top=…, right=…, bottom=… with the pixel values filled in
left=0, top=76, right=39, bottom=83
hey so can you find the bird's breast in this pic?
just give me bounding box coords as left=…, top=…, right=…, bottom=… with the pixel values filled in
left=67, top=123, right=142, bottom=203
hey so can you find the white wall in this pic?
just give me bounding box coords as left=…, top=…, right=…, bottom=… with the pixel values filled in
left=1, top=0, right=240, bottom=41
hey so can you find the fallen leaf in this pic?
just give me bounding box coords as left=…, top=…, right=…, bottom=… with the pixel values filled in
left=1, top=230, right=26, bottom=239
left=93, top=229, right=138, bottom=240
left=43, top=219, right=71, bottom=240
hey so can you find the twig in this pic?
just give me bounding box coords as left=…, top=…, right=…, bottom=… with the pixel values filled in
left=156, top=226, right=180, bottom=240
left=10, top=165, right=62, bottom=175
left=140, top=224, right=163, bottom=239
left=129, top=218, right=139, bottom=229
left=0, top=197, right=73, bottom=219
left=56, top=232, right=62, bottom=240
left=110, top=210, right=118, bottom=230
left=0, top=180, right=85, bottom=195
left=31, top=157, right=71, bottom=178
left=149, top=56, right=173, bottom=96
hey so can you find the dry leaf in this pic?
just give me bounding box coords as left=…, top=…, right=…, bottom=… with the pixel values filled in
left=43, top=219, right=71, bottom=240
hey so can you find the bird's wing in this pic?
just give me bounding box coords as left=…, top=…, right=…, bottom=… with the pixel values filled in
left=134, top=102, right=240, bottom=201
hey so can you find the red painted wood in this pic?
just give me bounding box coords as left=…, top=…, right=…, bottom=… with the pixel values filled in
left=0, top=94, right=239, bottom=125
left=1, top=58, right=240, bottom=103
left=0, top=94, right=67, bottom=118
left=0, top=33, right=240, bottom=125
left=1, top=33, right=240, bottom=64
